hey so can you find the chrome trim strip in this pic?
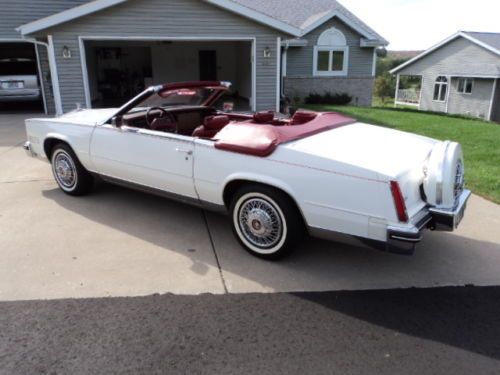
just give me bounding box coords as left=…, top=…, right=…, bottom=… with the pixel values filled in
left=96, top=173, right=227, bottom=214
left=389, top=235, right=422, bottom=242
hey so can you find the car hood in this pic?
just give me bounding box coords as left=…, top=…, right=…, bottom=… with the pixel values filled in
left=54, top=108, right=119, bottom=125
left=283, top=122, right=439, bottom=179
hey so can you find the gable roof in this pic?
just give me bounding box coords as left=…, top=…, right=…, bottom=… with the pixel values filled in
left=231, top=0, right=387, bottom=42
left=390, top=31, right=500, bottom=74
left=17, top=0, right=387, bottom=45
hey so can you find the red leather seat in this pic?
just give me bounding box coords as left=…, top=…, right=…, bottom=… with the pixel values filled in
left=192, top=115, right=230, bottom=138
left=150, top=117, right=176, bottom=132
left=253, top=111, right=274, bottom=123
left=289, top=111, right=317, bottom=125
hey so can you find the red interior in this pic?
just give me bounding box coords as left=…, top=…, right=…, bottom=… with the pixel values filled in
left=192, top=115, right=230, bottom=138
left=213, top=112, right=355, bottom=157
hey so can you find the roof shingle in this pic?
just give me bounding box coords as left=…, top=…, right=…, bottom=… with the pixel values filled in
left=462, top=31, right=500, bottom=52
left=228, top=0, right=387, bottom=42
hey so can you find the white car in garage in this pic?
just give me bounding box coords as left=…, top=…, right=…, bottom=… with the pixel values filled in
left=23, top=81, right=470, bottom=259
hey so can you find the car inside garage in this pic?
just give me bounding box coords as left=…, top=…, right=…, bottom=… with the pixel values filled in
left=0, top=42, right=44, bottom=112
left=82, top=39, right=254, bottom=111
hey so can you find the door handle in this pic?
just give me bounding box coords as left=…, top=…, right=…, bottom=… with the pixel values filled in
left=175, top=148, right=193, bottom=156
left=122, top=127, right=139, bottom=133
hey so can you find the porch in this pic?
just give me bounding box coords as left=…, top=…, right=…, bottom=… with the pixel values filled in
left=394, top=74, right=422, bottom=107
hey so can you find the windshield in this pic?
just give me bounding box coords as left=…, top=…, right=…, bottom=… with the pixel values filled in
left=0, top=60, right=37, bottom=75
left=132, top=88, right=217, bottom=111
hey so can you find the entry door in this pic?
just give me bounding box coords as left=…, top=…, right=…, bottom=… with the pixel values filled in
left=199, top=50, right=217, bottom=81
left=89, top=125, right=197, bottom=198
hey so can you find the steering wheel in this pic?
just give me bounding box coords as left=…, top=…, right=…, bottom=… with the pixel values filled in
left=145, top=106, right=176, bottom=128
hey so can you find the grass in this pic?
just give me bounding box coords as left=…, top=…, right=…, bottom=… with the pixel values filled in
left=303, top=105, right=500, bottom=204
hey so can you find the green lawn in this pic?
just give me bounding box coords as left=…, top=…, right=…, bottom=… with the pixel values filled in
left=304, top=105, right=500, bottom=204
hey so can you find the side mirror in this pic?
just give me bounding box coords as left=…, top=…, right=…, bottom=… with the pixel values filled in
left=111, top=116, right=121, bottom=127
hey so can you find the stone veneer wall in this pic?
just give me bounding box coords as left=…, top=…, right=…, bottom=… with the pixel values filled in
left=284, top=76, right=375, bottom=106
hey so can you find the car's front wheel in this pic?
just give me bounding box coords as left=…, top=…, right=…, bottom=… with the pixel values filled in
left=230, top=184, right=304, bottom=260
left=50, top=143, right=93, bottom=196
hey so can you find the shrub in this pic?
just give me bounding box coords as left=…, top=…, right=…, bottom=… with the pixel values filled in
left=304, top=92, right=352, bottom=105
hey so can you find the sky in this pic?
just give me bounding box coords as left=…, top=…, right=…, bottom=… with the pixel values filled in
left=339, top=0, right=500, bottom=50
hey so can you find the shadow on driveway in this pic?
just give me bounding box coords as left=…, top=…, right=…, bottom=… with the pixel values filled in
left=41, top=182, right=500, bottom=294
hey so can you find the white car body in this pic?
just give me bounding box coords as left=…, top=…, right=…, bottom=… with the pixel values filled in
left=24, top=82, right=470, bottom=256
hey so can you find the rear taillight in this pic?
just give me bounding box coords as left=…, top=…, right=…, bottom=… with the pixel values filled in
left=390, top=181, right=408, bottom=222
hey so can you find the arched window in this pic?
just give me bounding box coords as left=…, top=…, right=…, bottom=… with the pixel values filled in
left=313, top=27, right=349, bottom=76
left=433, top=76, right=448, bottom=102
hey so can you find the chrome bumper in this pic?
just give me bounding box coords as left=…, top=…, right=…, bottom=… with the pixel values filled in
left=429, top=189, right=472, bottom=231
left=386, top=189, right=471, bottom=255
left=23, top=141, right=36, bottom=157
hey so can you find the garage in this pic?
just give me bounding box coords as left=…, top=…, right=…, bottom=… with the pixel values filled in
left=0, top=42, right=44, bottom=112
left=81, top=38, right=254, bottom=111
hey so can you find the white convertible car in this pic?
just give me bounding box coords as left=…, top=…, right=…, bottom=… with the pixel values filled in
left=24, top=81, right=470, bottom=259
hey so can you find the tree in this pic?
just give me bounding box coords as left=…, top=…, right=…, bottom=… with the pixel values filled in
left=374, top=74, right=394, bottom=105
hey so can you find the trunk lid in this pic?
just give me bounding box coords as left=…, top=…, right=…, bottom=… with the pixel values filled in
left=284, top=122, right=439, bottom=218
left=284, top=122, right=438, bottom=179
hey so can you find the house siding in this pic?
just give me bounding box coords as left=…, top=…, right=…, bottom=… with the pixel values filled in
left=287, top=18, right=374, bottom=77
left=397, top=37, right=499, bottom=116
left=0, top=0, right=88, bottom=40
left=448, top=78, right=495, bottom=120
left=285, top=17, right=375, bottom=106
left=35, top=0, right=284, bottom=112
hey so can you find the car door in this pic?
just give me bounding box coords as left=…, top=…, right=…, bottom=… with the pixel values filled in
left=89, top=124, right=197, bottom=198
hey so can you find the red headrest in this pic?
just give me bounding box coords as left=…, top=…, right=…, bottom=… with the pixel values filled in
left=290, top=111, right=317, bottom=125
left=203, top=115, right=230, bottom=130
left=253, top=111, right=274, bottom=123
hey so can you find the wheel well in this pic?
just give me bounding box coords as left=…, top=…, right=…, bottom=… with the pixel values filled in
left=43, top=138, right=68, bottom=160
left=222, top=179, right=306, bottom=224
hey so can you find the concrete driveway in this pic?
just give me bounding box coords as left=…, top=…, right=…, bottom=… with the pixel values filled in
left=1, top=113, right=499, bottom=301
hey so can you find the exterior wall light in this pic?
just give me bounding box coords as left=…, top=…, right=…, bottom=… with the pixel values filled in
left=62, top=46, right=72, bottom=59
left=263, top=47, right=271, bottom=58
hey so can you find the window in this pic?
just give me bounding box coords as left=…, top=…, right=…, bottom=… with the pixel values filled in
left=313, top=27, right=349, bottom=76
left=433, top=76, right=448, bottom=102
left=457, top=78, right=473, bottom=94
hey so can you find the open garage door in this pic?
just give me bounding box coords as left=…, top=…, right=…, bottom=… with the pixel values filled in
left=82, top=39, right=254, bottom=111
left=0, top=42, right=44, bottom=113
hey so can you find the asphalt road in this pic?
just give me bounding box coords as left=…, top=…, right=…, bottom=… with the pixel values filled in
left=1, top=286, right=499, bottom=375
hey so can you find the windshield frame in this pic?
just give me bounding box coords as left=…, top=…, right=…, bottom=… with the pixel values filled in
left=102, top=81, right=230, bottom=125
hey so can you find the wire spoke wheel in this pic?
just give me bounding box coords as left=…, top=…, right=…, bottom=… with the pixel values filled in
left=50, top=143, right=93, bottom=196
left=53, top=150, right=77, bottom=190
left=238, top=197, right=283, bottom=249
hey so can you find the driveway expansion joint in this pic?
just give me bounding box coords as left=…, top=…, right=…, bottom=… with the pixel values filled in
left=202, top=210, right=229, bottom=294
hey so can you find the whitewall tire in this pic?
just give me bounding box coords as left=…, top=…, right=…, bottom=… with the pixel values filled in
left=51, top=143, right=93, bottom=196
left=230, top=184, right=304, bottom=260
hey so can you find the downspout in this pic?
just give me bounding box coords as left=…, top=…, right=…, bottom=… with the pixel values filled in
left=20, top=36, right=63, bottom=116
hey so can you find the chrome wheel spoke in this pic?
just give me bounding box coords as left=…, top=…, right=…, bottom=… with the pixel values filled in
left=54, top=151, right=77, bottom=189
left=238, top=197, right=283, bottom=249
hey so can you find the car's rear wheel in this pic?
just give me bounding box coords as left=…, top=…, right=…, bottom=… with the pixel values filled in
left=230, top=184, right=304, bottom=260
left=50, top=143, right=93, bottom=196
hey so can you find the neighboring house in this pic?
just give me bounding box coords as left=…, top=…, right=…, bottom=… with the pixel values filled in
left=1, top=0, right=387, bottom=114
left=390, top=31, right=500, bottom=122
